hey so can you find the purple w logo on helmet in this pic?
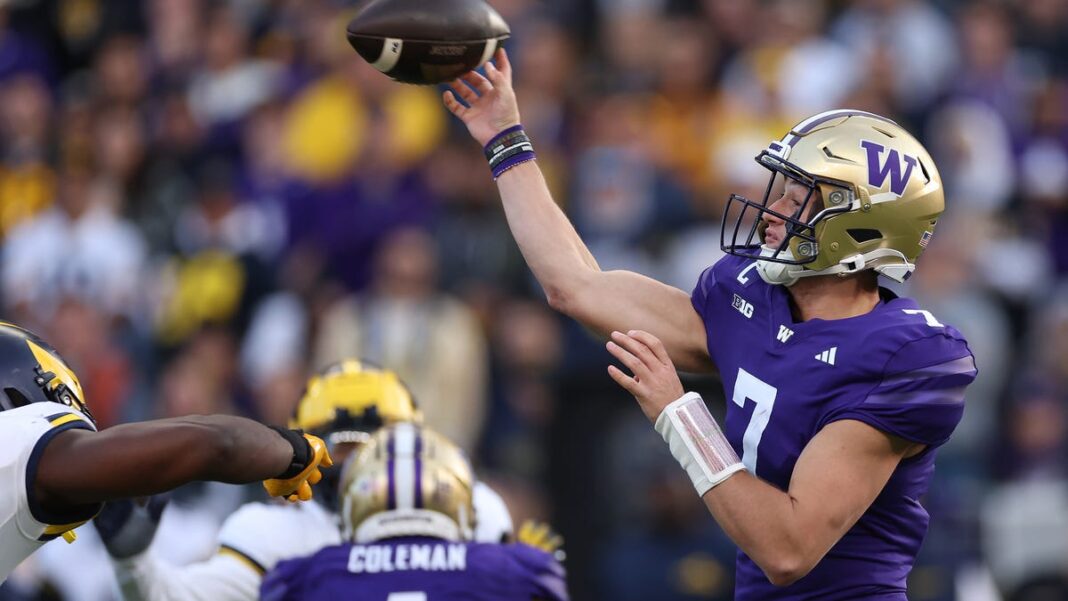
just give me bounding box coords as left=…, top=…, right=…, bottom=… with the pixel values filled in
left=861, top=140, right=918, bottom=197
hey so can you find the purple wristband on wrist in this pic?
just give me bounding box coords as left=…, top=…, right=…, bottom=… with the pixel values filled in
left=483, top=125, right=526, bottom=154
left=484, top=125, right=536, bottom=180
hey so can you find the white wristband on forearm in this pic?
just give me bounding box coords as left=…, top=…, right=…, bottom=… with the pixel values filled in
left=655, top=391, right=745, bottom=496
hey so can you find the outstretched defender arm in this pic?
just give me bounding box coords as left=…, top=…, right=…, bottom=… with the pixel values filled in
left=444, top=50, right=714, bottom=374
left=35, top=416, right=298, bottom=509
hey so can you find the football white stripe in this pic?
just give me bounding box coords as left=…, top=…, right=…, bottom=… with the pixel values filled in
left=394, top=424, right=416, bottom=509
left=371, top=38, right=404, bottom=73
left=479, top=38, right=499, bottom=69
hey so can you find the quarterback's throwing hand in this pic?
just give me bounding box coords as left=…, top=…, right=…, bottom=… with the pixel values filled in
left=263, top=434, right=334, bottom=503
left=442, top=48, right=521, bottom=147
left=607, top=330, right=685, bottom=423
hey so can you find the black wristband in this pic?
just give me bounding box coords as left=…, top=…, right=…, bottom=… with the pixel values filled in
left=269, top=426, right=312, bottom=479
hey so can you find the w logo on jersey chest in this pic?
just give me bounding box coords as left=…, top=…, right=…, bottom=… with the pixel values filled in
left=776, top=325, right=794, bottom=343
left=861, top=140, right=918, bottom=197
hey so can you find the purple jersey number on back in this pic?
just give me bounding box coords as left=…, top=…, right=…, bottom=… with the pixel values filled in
left=691, top=255, right=976, bottom=601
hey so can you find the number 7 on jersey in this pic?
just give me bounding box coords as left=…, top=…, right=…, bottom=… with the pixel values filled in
left=732, top=368, right=778, bottom=473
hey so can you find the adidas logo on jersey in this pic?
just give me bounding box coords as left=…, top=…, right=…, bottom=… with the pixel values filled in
left=815, top=347, right=838, bottom=365
left=776, top=325, right=794, bottom=343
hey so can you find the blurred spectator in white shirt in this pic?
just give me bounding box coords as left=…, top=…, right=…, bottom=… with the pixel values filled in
left=2, top=161, right=147, bottom=324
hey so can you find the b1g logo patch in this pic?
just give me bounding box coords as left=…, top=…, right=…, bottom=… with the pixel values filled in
left=860, top=140, right=918, bottom=197
left=732, top=294, right=754, bottom=319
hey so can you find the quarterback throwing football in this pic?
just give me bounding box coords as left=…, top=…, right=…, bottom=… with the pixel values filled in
left=444, top=50, right=976, bottom=599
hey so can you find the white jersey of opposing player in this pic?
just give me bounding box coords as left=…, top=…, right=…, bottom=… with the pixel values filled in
left=0, top=402, right=97, bottom=582
left=112, top=481, right=514, bottom=601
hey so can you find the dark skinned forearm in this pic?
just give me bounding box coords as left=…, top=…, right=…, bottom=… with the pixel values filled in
left=35, top=415, right=294, bottom=508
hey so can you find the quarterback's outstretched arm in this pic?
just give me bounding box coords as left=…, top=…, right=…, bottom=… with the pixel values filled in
left=35, top=416, right=328, bottom=509
left=608, top=330, right=920, bottom=586
left=444, top=50, right=713, bottom=373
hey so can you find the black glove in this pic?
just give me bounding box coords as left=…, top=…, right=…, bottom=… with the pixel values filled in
left=92, top=495, right=169, bottom=559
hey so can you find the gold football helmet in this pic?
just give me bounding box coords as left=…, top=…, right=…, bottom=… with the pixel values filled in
left=0, top=322, right=94, bottom=424
left=292, top=359, right=419, bottom=445
left=340, top=422, right=476, bottom=543
left=721, top=109, right=944, bottom=286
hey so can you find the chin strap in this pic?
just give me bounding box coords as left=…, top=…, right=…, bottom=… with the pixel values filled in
left=756, top=247, right=915, bottom=286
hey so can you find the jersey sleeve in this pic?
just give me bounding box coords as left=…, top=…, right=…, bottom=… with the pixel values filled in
left=822, top=331, right=977, bottom=446
left=690, top=256, right=743, bottom=318
left=111, top=551, right=263, bottom=601
left=690, top=264, right=717, bottom=316
left=216, top=504, right=279, bottom=575
left=6, top=404, right=98, bottom=535
left=259, top=557, right=306, bottom=601
left=216, top=501, right=339, bottom=574
left=508, top=544, right=570, bottom=601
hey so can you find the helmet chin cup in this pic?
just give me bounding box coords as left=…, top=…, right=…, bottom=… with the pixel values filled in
left=756, top=246, right=803, bottom=287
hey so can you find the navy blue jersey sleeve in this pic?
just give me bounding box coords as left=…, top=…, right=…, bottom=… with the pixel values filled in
left=508, top=544, right=570, bottom=601
left=260, top=557, right=306, bottom=601
left=821, top=330, right=977, bottom=446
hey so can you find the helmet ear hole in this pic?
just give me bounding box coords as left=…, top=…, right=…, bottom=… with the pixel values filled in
left=3, top=388, right=31, bottom=410
left=847, top=228, right=883, bottom=244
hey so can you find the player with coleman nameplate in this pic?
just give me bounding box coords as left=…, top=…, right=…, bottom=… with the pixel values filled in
left=261, top=422, right=569, bottom=601
left=443, top=49, right=977, bottom=600
left=94, top=360, right=519, bottom=601
left=0, top=322, right=332, bottom=584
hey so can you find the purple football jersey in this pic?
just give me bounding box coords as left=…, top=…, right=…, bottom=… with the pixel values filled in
left=261, top=537, right=569, bottom=601
left=691, top=255, right=977, bottom=600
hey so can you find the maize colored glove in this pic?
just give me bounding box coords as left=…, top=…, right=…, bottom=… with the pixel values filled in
left=517, top=520, right=564, bottom=555
left=263, top=433, right=334, bottom=502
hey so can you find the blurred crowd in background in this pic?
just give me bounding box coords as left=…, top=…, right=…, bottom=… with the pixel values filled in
left=0, top=0, right=1066, bottom=599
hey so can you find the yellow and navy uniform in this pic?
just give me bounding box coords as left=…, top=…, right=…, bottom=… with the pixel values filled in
left=0, top=401, right=99, bottom=582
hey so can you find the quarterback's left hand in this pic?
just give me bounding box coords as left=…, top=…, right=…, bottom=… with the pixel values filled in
left=607, top=330, right=685, bottom=423
left=263, top=434, right=334, bottom=503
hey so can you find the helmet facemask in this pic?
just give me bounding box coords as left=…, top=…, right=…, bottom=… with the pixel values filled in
left=722, top=150, right=855, bottom=285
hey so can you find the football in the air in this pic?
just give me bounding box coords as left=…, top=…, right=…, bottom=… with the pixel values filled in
left=346, top=0, right=510, bottom=85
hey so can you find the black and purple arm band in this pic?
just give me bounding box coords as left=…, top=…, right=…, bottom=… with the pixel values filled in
left=484, top=125, right=536, bottom=179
